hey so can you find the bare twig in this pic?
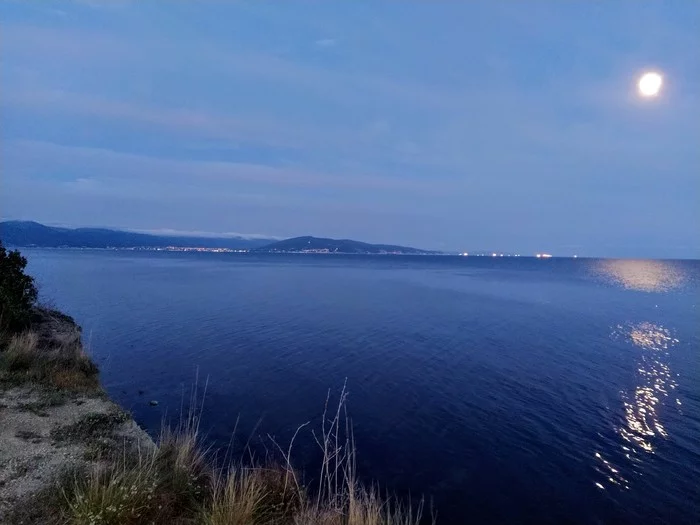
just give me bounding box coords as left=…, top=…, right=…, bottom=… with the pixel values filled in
left=266, top=420, right=310, bottom=497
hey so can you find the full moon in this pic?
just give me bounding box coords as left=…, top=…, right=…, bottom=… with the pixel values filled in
left=638, top=72, right=663, bottom=97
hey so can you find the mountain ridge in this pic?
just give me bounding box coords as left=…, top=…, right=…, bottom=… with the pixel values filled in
left=0, top=221, right=273, bottom=250
left=253, top=235, right=438, bottom=254
left=0, top=221, right=438, bottom=254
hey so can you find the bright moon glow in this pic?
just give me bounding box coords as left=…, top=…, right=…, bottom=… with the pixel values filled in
left=638, top=72, right=663, bottom=97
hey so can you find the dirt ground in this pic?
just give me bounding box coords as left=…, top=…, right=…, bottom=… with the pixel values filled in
left=0, top=384, right=154, bottom=522
left=0, top=309, right=155, bottom=523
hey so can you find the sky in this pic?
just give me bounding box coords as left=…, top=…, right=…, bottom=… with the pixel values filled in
left=1, top=1, right=698, bottom=258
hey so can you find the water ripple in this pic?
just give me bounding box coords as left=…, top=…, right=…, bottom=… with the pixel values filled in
left=596, top=322, right=682, bottom=491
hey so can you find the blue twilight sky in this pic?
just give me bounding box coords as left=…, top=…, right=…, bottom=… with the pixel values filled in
left=1, top=2, right=698, bottom=257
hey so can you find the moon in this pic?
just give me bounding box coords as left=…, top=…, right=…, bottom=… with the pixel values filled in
left=638, top=72, right=663, bottom=97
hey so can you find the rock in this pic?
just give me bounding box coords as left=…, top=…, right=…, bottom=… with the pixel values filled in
left=149, top=400, right=159, bottom=406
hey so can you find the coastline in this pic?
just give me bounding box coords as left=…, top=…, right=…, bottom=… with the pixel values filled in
left=0, top=308, right=155, bottom=523
left=0, top=307, right=427, bottom=524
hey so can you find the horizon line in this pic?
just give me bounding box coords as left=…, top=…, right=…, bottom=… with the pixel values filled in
left=1, top=218, right=698, bottom=260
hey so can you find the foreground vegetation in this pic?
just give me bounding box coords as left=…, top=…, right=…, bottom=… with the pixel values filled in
left=1, top=240, right=39, bottom=333
left=1, top=241, right=99, bottom=395
left=6, top=329, right=427, bottom=524
left=1, top=241, right=431, bottom=524
left=46, top=392, right=427, bottom=525
left=0, top=313, right=99, bottom=393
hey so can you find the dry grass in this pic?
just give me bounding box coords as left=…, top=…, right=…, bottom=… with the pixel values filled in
left=0, top=306, right=429, bottom=523
left=0, top=326, right=99, bottom=391
left=295, top=486, right=423, bottom=525
left=62, top=452, right=160, bottom=525
left=203, top=467, right=270, bottom=525
left=155, top=424, right=213, bottom=517
left=287, top=383, right=426, bottom=525
left=2, top=331, right=39, bottom=369
left=51, top=384, right=430, bottom=525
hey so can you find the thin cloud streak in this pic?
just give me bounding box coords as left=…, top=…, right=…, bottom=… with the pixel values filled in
left=314, top=38, right=336, bottom=47
left=3, top=89, right=312, bottom=150
left=125, top=228, right=281, bottom=240
left=6, top=140, right=448, bottom=194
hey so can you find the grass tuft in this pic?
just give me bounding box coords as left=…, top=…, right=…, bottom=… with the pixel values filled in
left=3, top=330, right=39, bottom=370
left=63, top=452, right=161, bottom=525
left=155, top=424, right=214, bottom=516
left=0, top=326, right=99, bottom=392
left=32, top=385, right=431, bottom=525
left=203, top=467, right=270, bottom=525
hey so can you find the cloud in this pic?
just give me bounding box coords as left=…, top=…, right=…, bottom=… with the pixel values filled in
left=71, top=0, right=132, bottom=8
left=5, top=82, right=696, bottom=196
left=1, top=23, right=514, bottom=114
left=64, top=177, right=100, bottom=193
left=3, top=89, right=310, bottom=150
left=5, top=140, right=447, bottom=194
left=7, top=23, right=694, bottom=176
left=44, top=8, right=68, bottom=17
left=0, top=88, right=522, bottom=177
left=125, top=228, right=281, bottom=240
left=314, top=38, right=336, bottom=47
left=11, top=22, right=672, bottom=179
left=1, top=24, right=129, bottom=61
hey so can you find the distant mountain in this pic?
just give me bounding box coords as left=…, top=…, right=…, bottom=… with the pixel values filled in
left=254, top=236, right=438, bottom=255
left=0, top=221, right=275, bottom=250
left=0, top=221, right=439, bottom=254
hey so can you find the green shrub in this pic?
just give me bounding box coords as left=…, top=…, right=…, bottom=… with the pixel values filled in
left=0, top=241, right=38, bottom=333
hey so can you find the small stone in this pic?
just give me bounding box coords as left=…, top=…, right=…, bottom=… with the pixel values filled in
left=149, top=400, right=159, bottom=406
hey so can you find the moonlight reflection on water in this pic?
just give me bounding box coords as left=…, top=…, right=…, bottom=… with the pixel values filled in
left=596, top=322, right=680, bottom=491
left=594, top=259, right=685, bottom=293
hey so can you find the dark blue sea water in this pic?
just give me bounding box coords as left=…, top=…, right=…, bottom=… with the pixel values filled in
left=23, top=250, right=700, bottom=524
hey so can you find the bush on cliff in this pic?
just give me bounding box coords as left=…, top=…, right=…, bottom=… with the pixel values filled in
left=0, top=241, right=38, bottom=334
left=0, top=243, right=98, bottom=390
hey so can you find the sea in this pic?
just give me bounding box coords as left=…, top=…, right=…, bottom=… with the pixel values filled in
left=22, top=249, right=700, bottom=525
